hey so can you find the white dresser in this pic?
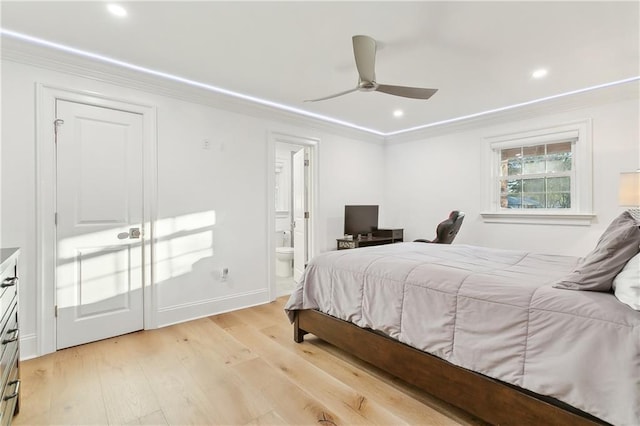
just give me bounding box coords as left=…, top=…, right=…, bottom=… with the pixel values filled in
left=0, top=249, right=19, bottom=425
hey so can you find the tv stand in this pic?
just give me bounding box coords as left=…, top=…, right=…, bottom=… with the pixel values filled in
left=337, top=228, right=403, bottom=250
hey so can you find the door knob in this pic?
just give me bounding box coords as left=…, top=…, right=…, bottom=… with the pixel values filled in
left=117, top=228, right=141, bottom=239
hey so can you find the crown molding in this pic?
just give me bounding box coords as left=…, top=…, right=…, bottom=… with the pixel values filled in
left=385, top=80, right=639, bottom=143
left=1, top=37, right=384, bottom=144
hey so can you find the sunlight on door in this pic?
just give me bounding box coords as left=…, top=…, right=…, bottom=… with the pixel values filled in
left=56, top=99, right=144, bottom=349
left=57, top=229, right=143, bottom=316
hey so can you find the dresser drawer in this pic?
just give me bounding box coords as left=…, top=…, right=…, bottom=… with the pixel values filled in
left=0, top=266, right=17, bottom=330
left=0, top=354, right=18, bottom=426
left=0, top=304, right=17, bottom=395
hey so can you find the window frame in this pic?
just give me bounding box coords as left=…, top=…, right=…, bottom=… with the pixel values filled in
left=481, top=119, right=595, bottom=225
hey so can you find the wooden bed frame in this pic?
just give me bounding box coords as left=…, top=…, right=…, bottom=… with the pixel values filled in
left=293, top=309, right=608, bottom=426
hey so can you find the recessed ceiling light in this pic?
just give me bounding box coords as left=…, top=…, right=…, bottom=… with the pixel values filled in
left=393, top=109, right=404, bottom=118
left=532, top=68, right=548, bottom=79
left=107, top=4, right=127, bottom=17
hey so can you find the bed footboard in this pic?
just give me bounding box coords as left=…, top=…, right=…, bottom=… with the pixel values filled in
left=293, top=309, right=607, bottom=426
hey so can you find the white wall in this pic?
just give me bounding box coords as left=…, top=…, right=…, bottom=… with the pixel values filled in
left=316, top=133, right=387, bottom=247
left=384, top=95, right=640, bottom=256
left=0, top=59, right=386, bottom=358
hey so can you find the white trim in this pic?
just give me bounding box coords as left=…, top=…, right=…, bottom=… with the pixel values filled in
left=36, top=84, right=157, bottom=356
left=481, top=119, right=593, bottom=225
left=156, top=289, right=269, bottom=328
left=484, top=121, right=586, bottom=147
left=480, top=212, right=596, bottom=226
left=19, top=333, right=38, bottom=361
left=489, top=133, right=578, bottom=150
left=267, top=132, right=320, bottom=302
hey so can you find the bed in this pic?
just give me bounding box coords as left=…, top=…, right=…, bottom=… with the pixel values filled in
left=284, top=241, right=640, bottom=425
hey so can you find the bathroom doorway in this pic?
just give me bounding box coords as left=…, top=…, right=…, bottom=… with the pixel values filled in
left=269, top=132, right=318, bottom=299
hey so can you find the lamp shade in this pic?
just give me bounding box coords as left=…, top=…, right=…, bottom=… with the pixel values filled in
left=619, top=171, right=640, bottom=206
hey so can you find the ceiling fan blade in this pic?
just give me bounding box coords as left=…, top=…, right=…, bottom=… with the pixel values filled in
left=375, top=84, right=438, bottom=100
left=352, top=35, right=376, bottom=83
left=304, top=87, right=358, bottom=102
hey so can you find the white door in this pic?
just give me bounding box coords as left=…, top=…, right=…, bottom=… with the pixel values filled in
left=55, top=99, right=144, bottom=349
left=292, top=148, right=308, bottom=281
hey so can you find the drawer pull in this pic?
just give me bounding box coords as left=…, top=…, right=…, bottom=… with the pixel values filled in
left=3, top=380, right=19, bottom=401
left=1, top=277, right=17, bottom=288
left=2, top=329, right=18, bottom=345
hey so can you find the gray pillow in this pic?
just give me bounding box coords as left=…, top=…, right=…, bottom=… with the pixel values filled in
left=554, top=210, right=640, bottom=291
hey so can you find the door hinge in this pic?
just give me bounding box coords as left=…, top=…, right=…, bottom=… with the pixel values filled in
left=304, top=159, right=309, bottom=167
left=54, top=119, right=64, bottom=140
left=54, top=212, right=57, bottom=225
left=54, top=305, right=58, bottom=317
left=304, top=211, right=310, bottom=219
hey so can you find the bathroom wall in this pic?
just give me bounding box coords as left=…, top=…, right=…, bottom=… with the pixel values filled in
left=274, top=142, right=301, bottom=245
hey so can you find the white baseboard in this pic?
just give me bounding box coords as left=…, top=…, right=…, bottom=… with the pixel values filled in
left=20, top=291, right=271, bottom=360
left=19, top=333, right=38, bottom=361
left=156, top=289, right=270, bottom=328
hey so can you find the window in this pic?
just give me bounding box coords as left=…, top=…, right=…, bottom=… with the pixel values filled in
left=482, top=120, right=594, bottom=225
left=499, top=141, right=573, bottom=209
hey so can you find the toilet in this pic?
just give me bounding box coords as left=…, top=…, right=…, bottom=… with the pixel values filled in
left=275, top=231, right=294, bottom=277
left=276, top=246, right=294, bottom=277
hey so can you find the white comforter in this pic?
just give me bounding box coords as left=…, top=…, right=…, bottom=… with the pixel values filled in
left=285, top=243, right=640, bottom=425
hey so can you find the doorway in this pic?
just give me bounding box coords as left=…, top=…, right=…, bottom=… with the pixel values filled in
left=36, top=85, right=157, bottom=355
left=269, top=133, right=318, bottom=299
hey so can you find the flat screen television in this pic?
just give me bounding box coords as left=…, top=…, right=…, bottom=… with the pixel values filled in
left=344, top=205, right=379, bottom=236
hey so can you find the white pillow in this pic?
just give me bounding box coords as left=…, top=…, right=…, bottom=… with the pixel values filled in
left=612, top=252, right=640, bottom=310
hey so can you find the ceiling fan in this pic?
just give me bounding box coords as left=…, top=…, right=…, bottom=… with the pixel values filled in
left=305, top=35, right=438, bottom=102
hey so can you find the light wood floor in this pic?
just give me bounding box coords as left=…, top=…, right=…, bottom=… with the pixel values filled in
left=15, top=297, right=484, bottom=425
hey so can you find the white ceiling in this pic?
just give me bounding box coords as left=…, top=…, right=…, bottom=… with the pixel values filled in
left=2, top=1, right=638, bottom=134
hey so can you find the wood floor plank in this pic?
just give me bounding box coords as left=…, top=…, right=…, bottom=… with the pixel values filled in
left=171, top=327, right=273, bottom=424
left=243, top=410, right=287, bottom=426
left=124, top=409, right=169, bottom=425
left=209, top=310, right=247, bottom=329
left=91, top=336, right=164, bottom=425
left=174, top=317, right=258, bottom=366
left=225, top=323, right=409, bottom=425
left=232, top=357, right=342, bottom=426
left=140, top=352, right=216, bottom=425
left=134, top=319, right=272, bottom=425
left=47, top=345, right=110, bottom=425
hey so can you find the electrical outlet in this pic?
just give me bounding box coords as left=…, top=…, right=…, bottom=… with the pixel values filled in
left=220, top=268, right=229, bottom=281
left=202, top=139, right=211, bottom=150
